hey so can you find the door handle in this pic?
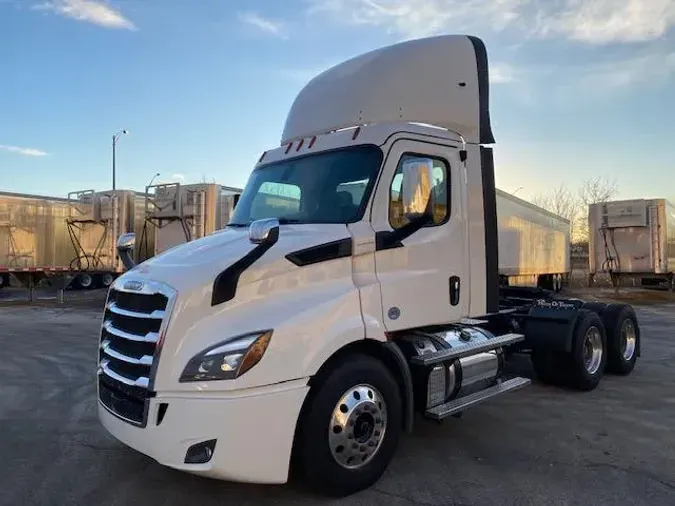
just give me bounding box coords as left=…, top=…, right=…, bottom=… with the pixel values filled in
left=449, top=276, right=460, bottom=306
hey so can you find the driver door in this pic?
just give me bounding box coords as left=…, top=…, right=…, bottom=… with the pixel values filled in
left=370, top=139, right=469, bottom=331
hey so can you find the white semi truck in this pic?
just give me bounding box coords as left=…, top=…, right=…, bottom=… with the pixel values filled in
left=99, top=35, right=641, bottom=497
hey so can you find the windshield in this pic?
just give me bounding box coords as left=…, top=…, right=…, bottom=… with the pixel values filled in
left=229, top=145, right=383, bottom=226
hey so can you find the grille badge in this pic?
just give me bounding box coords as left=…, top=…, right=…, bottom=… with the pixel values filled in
left=123, top=280, right=144, bottom=291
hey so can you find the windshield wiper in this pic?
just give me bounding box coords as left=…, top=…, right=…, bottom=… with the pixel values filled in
left=277, top=217, right=303, bottom=224
left=227, top=223, right=249, bottom=228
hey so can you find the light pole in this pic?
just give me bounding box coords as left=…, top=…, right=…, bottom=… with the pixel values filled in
left=512, top=186, right=524, bottom=196
left=112, top=129, right=129, bottom=190
left=148, top=172, right=160, bottom=187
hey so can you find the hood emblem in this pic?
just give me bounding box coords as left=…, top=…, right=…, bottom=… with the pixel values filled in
left=123, top=280, right=144, bottom=292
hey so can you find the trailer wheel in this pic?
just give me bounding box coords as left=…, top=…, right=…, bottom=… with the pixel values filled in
left=75, top=273, right=94, bottom=290
left=602, top=304, right=639, bottom=375
left=100, top=273, right=114, bottom=288
left=565, top=309, right=607, bottom=391
left=295, top=354, right=402, bottom=497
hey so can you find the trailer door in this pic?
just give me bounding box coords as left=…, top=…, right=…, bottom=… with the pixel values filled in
left=370, top=139, right=468, bottom=331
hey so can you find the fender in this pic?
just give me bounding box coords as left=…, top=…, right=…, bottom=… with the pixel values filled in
left=381, top=341, right=415, bottom=433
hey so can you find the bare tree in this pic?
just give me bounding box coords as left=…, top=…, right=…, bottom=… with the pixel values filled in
left=532, top=176, right=620, bottom=243
left=576, top=176, right=619, bottom=241
left=532, top=184, right=580, bottom=240
left=578, top=176, right=618, bottom=207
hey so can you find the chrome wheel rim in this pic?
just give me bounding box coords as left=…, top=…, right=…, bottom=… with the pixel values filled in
left=583, top=326, right=603, bottom=374
left=620, top=319, right=637, bottom=361
left=79, top=274, right=92, bottom=288
left=101, top=273, right=114, bottom=287
left=328, top=384, right=387, bottom=470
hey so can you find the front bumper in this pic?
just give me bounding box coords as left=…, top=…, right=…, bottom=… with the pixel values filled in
left=98, top=379, right=310, bottom=484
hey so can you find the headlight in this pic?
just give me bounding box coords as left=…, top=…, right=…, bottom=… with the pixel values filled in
left=179, top=330, right=273, bottom=382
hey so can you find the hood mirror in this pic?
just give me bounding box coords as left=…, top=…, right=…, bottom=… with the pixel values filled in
left=401, top=157, right=434, bottom=221
left=249, top=218, right=280, bottom=245
left=117, top=232, right=136, bottom=270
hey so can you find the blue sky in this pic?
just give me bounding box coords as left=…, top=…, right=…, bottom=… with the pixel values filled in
left=0, top=0, right=673, bottom=205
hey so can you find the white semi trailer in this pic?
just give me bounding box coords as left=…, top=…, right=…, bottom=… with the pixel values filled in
left=496, top=189, right=570, bottom=291
left=99, top=35, right=640, bottom=497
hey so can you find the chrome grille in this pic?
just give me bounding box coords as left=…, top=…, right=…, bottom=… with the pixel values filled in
left=97, top=280, right=175, bottom=426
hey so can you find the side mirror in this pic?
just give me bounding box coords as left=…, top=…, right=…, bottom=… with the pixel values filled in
left=249, top=218, right=280, bottom=245
left=401, top=157, right=434, bottom=221
left=117, top=232, right=136, bottom=270
left=117, top=232, right=136, bottom=250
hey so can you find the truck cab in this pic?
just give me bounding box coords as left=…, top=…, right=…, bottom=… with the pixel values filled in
left=99, top=34, right=640, bottom=497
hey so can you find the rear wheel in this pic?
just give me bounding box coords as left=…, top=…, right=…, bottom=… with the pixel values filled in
left=602, top=304, right=639, bottom=375
left=295, top=354, right=402, bottom=497
left=565, top=310, right=607, bottom=391
left=580, top=302, right=639, bottom=375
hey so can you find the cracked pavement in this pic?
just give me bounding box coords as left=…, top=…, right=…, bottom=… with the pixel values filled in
left=1, top=294, right=674, bottom=505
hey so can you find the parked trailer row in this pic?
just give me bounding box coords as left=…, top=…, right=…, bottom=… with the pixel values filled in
left=0, top=189, right=146, bottom=298
left=0, top=184, right=242, bottom=299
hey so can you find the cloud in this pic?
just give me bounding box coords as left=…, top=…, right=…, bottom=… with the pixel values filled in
left=492, top=47, right=675, bottom=106
left=535, top=0, right=675, bottom=44
left=0, top=145, right=49, bottom=157
left=490, top=62, right=518, bottom=84
left=307, top=0, right=675, bottom=44
left=578, top=49, right=675, bottom=89
left=238, top=11, right=287, bottom=38
left=31, top=0, right=136, bottom=30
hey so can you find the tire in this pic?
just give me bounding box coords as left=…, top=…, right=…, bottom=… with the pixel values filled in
left=602, top=304, right=639, bottom=375
left=565, top=309, right=607, bottom=391
left=100, top=273, right=115, bottom=288
left=76, top=273, right=93, bottom=290
left=295, top=353, right=402, bottom=497
left=581, top=302, right=639, bottom=375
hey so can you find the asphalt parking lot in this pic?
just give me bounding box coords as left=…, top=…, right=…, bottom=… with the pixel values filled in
left=1, top=291, right=674, bottom=506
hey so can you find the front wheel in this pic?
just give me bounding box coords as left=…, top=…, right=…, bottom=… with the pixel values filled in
left=295, top=354, right=402, bottom=497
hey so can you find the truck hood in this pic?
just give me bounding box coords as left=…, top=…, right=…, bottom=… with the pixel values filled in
left=120, top=224, right=352, bottom=296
